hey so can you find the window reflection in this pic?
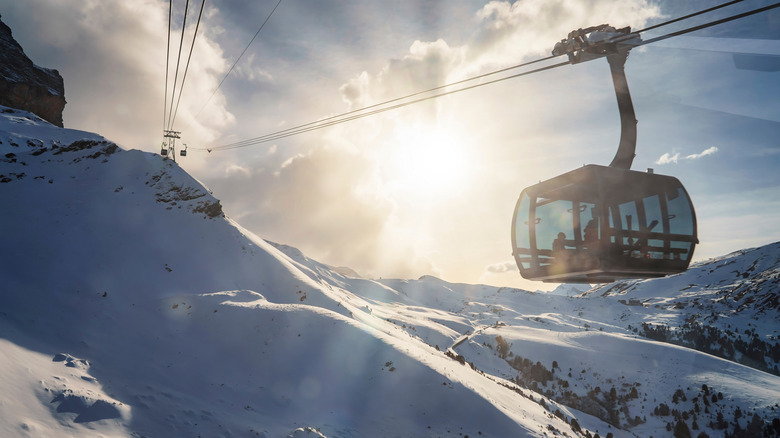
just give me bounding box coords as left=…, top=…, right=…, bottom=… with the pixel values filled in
left=535, top=199, right=573, bottom=253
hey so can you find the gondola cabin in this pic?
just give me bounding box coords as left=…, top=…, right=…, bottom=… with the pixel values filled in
left=511, top=165, right=697, bottom=283
left=511, top=25, right=699, bottom=283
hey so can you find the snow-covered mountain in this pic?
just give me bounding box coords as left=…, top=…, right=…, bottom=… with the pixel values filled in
left=1, top=106, right=778, bottom=438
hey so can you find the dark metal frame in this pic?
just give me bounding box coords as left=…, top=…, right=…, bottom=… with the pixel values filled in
left=512, top=165, right=698, bottom=283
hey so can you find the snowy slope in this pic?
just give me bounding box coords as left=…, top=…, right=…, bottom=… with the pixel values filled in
left=367, top=257, right=780, bottom=436
left=0, top=106, right=574, bottom=437
left=1, top=105, right=778, bottom=438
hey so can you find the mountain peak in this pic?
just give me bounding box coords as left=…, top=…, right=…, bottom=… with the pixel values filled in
left=0, top=16, right=66, bottom=127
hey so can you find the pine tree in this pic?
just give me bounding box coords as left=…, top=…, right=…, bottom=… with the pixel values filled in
left=747, top=413, right=763, bottom=436
left=674, top=420, right=692, bottom=438
left=570, top=418, right=581, bottom=433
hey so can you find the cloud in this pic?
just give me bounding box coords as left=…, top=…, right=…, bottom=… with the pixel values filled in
left=209, top=146, right=441, bottom=279
left=466, top=0, right=660, bottom=70
left=485, top=260, right=517, bottom=274
left=656, top=152, right=680, bottom=164
left=233, top=54, right=274, bottom=83
left=338, top=0, right=661, bottom=135
left=340, top=38, right=465, bottom=110
left=224, top=164, right=252, bottom=177
left=656, top=146, right=718, bottom=164
left=685, top=146, right=719, bottom=160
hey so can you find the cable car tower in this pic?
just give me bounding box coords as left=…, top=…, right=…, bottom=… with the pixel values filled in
left=511, top=25, right=699, bottom=283
left=161, top=129, right=182, bottom=162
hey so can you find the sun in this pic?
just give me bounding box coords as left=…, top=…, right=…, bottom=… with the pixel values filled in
left=384, top=125, right=470, bottom=196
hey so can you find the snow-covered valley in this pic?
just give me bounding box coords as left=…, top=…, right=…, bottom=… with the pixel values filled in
left=1, top=106, right=779, bottom=437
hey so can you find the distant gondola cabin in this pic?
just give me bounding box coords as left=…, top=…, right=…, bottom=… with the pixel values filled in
left=511, top=165, right=698, bottom=283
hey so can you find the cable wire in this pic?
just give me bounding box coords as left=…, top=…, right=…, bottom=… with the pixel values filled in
left=169, top=0, right=206, bottom=129
left=639, top=2, right=780, bottom=47
left=199, top=54, right=559, bottom=151
left=195, top=0, right=779, bottom=152
left=194, top=0, right=284, bottom=118
left=166, top=0, right=191, bottom=130
left=198, top=60, right=570, bottom=150
left=630, top=0, right=743, bottom=36
left=163, top=0, right=173, bottom=134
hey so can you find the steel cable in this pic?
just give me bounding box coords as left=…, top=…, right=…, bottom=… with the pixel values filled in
left=169, top=0, right=206, bottom=129
left=166, top=0, right=191, bottom=130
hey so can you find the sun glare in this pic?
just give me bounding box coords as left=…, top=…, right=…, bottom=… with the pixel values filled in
left=385, top=126, right=469, bottom=196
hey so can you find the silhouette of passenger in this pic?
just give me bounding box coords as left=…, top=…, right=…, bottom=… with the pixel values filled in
left=553, top=232, right=566, bottom=253
left=553, top=232, right=569, bottom=265
left=584, top=219, right=598, bottom=246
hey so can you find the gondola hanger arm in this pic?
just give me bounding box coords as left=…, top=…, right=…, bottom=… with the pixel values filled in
left=553, top=25, right=641, bottom=170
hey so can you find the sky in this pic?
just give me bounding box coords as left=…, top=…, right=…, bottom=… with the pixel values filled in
left=2, top=0, right=779, bottom=291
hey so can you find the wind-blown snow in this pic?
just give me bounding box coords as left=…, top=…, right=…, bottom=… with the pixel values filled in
left=1, top=105, right=778, bottom=437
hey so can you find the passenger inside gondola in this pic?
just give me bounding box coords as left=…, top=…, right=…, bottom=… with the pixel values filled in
left=583, top=219, right=599, bottom=247
left=579, top=217, right=601, bottom=269
left=553, top=232, right=567, bottom=253
left=552, top=231, right=572, bottom=270
left=553, top=232, right=569, bottom=263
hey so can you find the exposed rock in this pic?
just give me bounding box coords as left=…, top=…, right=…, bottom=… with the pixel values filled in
left=0, top=14, right=66, bottom=127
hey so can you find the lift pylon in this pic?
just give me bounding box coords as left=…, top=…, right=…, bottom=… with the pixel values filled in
left=162, top=130, right=181, bottom=162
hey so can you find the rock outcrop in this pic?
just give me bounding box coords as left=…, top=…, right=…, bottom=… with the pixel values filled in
left=0, top=14, right=66, bottom=127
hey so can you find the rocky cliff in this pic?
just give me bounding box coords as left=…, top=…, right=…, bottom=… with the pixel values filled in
left=0, top=14, right=66, bottom=127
